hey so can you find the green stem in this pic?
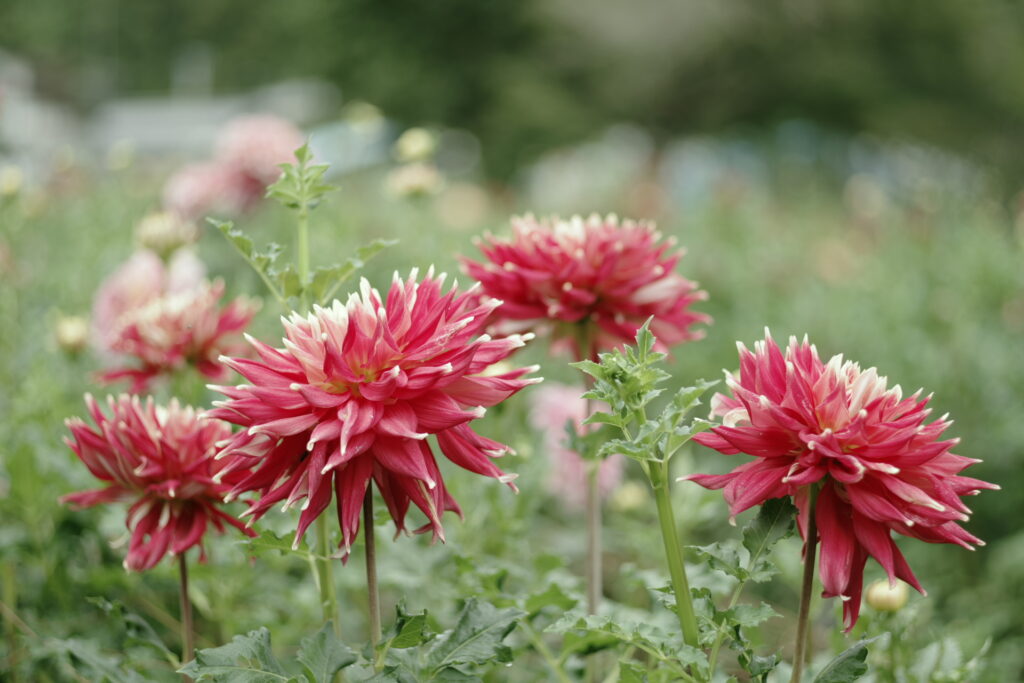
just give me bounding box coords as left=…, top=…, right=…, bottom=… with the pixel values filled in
left=178, top=553, right=195, bottom=680
left=364, top=489, right=382, bottom=648
left=316, top=516, right=341, bottom=637
left=649, top=460, right=700, bottom=650
left=522, top=622, right=573, bottom=683
left=707, top=582, right=745, bottom=675
left=297, top=203, right=311, bottom=312
left=790, top=485, right=820, bottom=683
left=584, top=462, right=602, bottom=615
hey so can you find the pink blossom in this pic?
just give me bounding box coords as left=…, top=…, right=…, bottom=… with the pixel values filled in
left=206, top=271, right=541, bottom=555
left=529, top=383, right=623, bottom=508
left=463, top=214, right=709, bottom=360
left=686, top=332, right=998, bottom=630
left=62, top=395, right=256, bottom=571
left=162, top=161, right=263, bottom=221
left=215, top=115, right=304, bottom=186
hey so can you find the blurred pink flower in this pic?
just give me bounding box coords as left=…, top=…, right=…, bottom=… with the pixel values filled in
left=529, top=383, right=623, bottom=509
left=463, top=214, right=709, bottom=361
left=206, top=272, right=540, bottom=555
left=62, top=394, right=256, bottom=571
left=162, top=161, right=263, bottom=221
left=686, top=332, right=999, bottom=630
left=98, top=280, right=258, bottom=392
left=91, top=249, right=205, bottom=351
left=215, top=114, right=304, bottom=186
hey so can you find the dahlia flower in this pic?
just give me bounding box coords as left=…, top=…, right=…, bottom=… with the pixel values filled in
left=215, top=114, right=304, bottom=186
left=163, top=161, right=263, bottom=220
left=62, top=394, right=255, bottom=571
left=92, top=249, right=205, bottom=351
left=529, top=383, right=623, bottom=509
left=206, top=271, right=540, bottom=555
left=463, top=214, right=709, bottom=360
left=686, top=332, right=998, bottom=629
left=99, top=279, right=258, bottom=392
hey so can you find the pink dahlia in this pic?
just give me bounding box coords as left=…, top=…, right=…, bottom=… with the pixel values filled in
left=463, top=214, right=709, bottom=360
left=62, top=394, right=256, bottom=571
left=206, top=271, right=540, bottom=554
left=215, top=114, right=304, bottom=186
left=529, top=383, right=623, bottom=509
left=686, top=332, right=998, bottom=629
left=92, top=249, right=205, bottom=351
left=99, top=279, right=258, bottom=393
left=163, top=161, right=264, bottom=220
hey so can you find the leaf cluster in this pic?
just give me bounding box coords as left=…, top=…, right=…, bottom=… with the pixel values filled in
left=570, top=322, right=717, bottom=466
left=213, top=220, right=392, bottom=308
left=180, top=598, right=524, bottom=683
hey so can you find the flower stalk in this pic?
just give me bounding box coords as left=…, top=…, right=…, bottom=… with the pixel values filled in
left=364, top=489, right=381, bottom=648
left=648, top=459, right=700, bottom=649
left=178, top=553, right=195, bottom=678
left=790, top=484, right=820, bottom=683
left=315, top=516, right=341, bottom=637
left=584, top=463, right=602, bottom=615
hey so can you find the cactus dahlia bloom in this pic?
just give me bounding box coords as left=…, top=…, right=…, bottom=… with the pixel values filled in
left=462, top=214, right=709, bottom=360
left=206, top=271, right=540, bottom=555
left=99, top=280, right=258, bottom=393
left=61, top=395, right=256, bottom=571
left=686, top=332, right=998, bottom=630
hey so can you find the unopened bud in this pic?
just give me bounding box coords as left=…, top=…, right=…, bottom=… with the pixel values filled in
left=394, top=127, right=438, bottom=163
left=54, top=315, right=90, bottom=354
left=134, top=211, right=200, bottom=259
left=610, top=481, right=648, bottom=513
left=865, top=579, right=909, bottom=612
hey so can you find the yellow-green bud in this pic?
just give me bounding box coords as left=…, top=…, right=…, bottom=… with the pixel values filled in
left=394, top=127, right=438, bottom=163
left=865, top=579, right=909, bottom=612
left=54, top=315, right=90, bottom=354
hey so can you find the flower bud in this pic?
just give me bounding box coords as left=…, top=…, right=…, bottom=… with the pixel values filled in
left=394, top=127, right=438, bottom=163
left=385, top=162, right=444, bottom=198
left=134, top=211, right=200, bottom=259
left=865, top=579, right=909, bottom=612
left=0, top=165, right=24, bottom=197
left=54, top=315, right=90, bottom=354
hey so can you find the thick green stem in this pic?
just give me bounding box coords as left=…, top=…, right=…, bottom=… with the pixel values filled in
left=364, top=489, right=381, bottom=648
left=649, top=461, right=700, bottom=649
left=178, top=553, right=195, bottom=680
left=315, top=516, right=341, bottom=637
left=297, top=203, right=311, bottom=310
left=790, top=485, right=820, bottom=683
left=584, top=462, right=603, bottom=615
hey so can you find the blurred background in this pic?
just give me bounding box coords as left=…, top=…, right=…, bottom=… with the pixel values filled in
left=2, top=0, right=1023, bottom=680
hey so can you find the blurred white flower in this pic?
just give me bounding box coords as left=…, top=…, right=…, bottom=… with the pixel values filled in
left=386, top=162, right=444, bottom=198
left=394, top=127, right=438, bottom=163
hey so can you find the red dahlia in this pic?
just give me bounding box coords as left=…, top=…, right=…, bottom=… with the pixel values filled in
left=686, top=332, right=998, bottom=629
left=462, top=214, right=708, bottom=360
left=207, top=271, right=540, bottom=555
left=62, top=395, right=256, bottom=571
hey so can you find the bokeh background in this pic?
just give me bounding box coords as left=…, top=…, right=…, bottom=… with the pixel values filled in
left=2, top=1, right=1023, bottom=680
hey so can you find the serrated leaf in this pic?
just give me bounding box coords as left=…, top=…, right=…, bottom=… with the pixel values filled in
left=687, top=542, right=748, bottom=581
left=726, top=603, right=778, bottom=629
left=742, top=498, right=797, bottom=582
left=424, top=599, right=524, bottom=675
left=813, top=637, right=881, bottom=683
left=618, top=660, right=648, bottom=683
left=524, top=582, right=577, bottom=616
left=386, top=603, right=431, bottom=650
left=179, top=628, right=292, bottom=682
left=242, top=530, right=318, bottom=559
left=274, top=265, right=303, bottom=299
left=297, top=622, right=357, bottom=683
left=87, top=597, right=176, bottom=664
left=314, top=239, right=397, bottom=304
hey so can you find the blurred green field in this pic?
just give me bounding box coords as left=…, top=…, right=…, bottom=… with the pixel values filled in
left=1, top=157, right=1022, bottom=680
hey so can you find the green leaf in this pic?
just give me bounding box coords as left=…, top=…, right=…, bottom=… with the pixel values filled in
left=297, top=622, right=357, bottom=683
left=424, top=598, right=524, bottom=675
left=241, top=530, right=321, bottom=560
left=813, top=637, right=881, bottom=683
left=274, top=264, right=303, bottom=299
left=87, top=597, right=177, bottom=664
left=687, top=542, right=748, bottom=581
left=741, top=498, right=797, bottom=582
left=313, top=239, right=397, bottom=304
left=386, top=602, right=431, bottom=650
left=267, top=143, right=337, bottom=210
left=524, top=582, right=577, bottom=616
left=179, top=628, right=292, bottom=682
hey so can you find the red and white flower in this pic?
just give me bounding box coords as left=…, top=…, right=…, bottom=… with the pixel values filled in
left=686, top=332, right=998, bottom=629
left=463, top=214, right=709, bottom=360
left=62, top=395, right=256, bottom=571
left=207, top=271, right=540, bottom=555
